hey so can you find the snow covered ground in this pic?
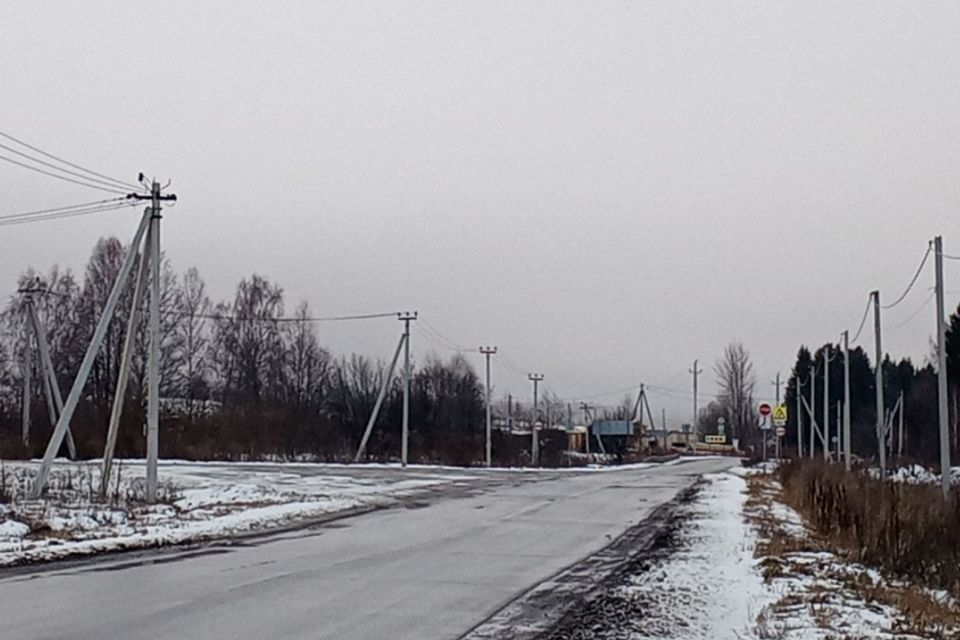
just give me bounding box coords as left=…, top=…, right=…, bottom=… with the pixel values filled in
left=538, top=466, right=957, bottom=639
left=0, top=460, right=477, bottom=567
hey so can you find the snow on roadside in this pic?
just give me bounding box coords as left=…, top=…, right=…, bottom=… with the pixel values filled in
left=0, top=460, right=473, bottom=568
left=605, top=471, right=774, bottom=639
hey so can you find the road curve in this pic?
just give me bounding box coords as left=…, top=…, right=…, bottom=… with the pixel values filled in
left=0, top=458, right=737, bottom=640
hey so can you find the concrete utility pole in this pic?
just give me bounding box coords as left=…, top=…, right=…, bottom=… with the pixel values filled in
left=21, top=331, right=31, bottom=446
left=23, top=295, right=76, bottom=459
left=872, top=290, right=886, bottom=478
left=823, top=346, right=831, bottom=461
left=480, top=346, right=497, bottom=468
left=32, top=208, right=153, bottom=498
left=355, top=333, right=407, bottom=462
left=796, top=375, right=805, bottom=459
left=842, top=330, right=852, bottom=470
left=398, top=311, right=417, bottom=467
left=661, top=407, right=667, bottom=451
left=810, top=362, right=817, bottom=458
left=690, top=359, right=702, bottom=430
left=934, top=236, right=951, bottom=498
left=836, top=402, right=842, bottom=460
left=772, top=372, right=782, bottom=458
left=146, top=182, right=162, bottom=502
left=101, top=232, right=152, bottom=497
left=528, top=373, right=543, bottom=466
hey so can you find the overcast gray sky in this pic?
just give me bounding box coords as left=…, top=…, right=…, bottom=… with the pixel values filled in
left=3, top=1, right=960, bottom=426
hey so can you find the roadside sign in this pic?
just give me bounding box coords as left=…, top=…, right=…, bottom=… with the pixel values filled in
left=776, top=426, right=786, bottom=437
left=704, top=435, right=726, bottom=444
left=773, top=404, right=788, bottom=427
left=759, top=403, right=772, bottom=417
left=717, top=416, right=726, bottom=435
left=759, top=414, right=772, bottom=431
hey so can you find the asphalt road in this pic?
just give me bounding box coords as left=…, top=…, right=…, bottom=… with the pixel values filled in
left=0, top=458, right=737, bottom=640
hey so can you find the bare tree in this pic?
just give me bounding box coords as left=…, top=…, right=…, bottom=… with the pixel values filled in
left=714, top=341, right=756, bottom=447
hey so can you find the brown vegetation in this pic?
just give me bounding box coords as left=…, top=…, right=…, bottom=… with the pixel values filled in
left=777, top=459, right=960, bottom=598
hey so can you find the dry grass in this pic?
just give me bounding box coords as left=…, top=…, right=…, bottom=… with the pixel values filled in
left=778, top=459, right=960, bottom=597
left=745, top=469, right=960, bottom=639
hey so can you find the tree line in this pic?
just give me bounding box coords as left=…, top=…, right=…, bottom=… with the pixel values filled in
left=778, top=315, right=960, bottom=466
left=0, top=235, right=494, bottom=464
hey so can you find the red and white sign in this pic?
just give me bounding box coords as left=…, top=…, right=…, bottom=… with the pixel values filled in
left=759, top=403, right=772, bottom=417
left=776, top=426, right=786, bottom=437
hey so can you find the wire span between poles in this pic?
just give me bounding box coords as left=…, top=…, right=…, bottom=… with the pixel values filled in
left=193, top=311, right=400, bottom=323
left=0, top=130, right=139, bottom=190
left=0, top=198, right=127, bottom=221
left=0, top=202, right=137, bottom=227
left=882, top=244, right=932, bottom=309
left=0, top=154, right=128, bottom=194
left=850, top=296, right=872, bottom=344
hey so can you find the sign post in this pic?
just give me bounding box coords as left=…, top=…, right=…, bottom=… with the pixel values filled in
left=772, top=405, right=787, bottom=459
left=759, top=403, right=772, bottom=459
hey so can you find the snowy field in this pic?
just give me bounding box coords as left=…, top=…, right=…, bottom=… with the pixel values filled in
left=0, top=460, right=480, bottom=567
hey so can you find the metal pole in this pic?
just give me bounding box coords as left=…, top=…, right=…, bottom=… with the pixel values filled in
left=32, top=208, right=152, bottom=498
left=355, top=333, right=407, bottom=461
left=146, top=184, right=162, bottom=503
left=935, top=236, right=951, bottom=498
left=480, top=346, right=497, bottom=467
left=873, top=290, right=886, bottom=478
left=102, top=230, right=151, bottom=497
left=843, top=330, right=852, bottom=470
left=528, top=373, right=543, bottom=465
left=822, top=349, right=829, bottom=459
left=399, top=311, right=416, bottom=467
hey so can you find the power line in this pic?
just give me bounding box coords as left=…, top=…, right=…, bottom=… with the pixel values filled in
left=0, top=154, right=128, bottom=194
left=882, top=244, right=932, bottom=309
left=0, top=143, right=138, bottom=193
left=888, top=291, right=935, bottom=331
left=0, top=197, right=127, bottom=221
left=0, top=202, right=137, bottom=227
left=0, top=130, right=138, bottom=190
left=194, top=311, right=400, bottom=323
left=850, top=295, right=873, bottom=343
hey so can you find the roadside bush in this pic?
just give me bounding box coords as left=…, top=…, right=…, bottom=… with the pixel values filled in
left=778, top=459, right=960, bottom=596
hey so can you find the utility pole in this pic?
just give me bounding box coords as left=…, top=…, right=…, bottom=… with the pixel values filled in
left=32, top=206, right=154, bottom=498
left=823, top=345, right=831, bottom=461
left=21, top=331, right=32, bottom=447
left=934, top=236, right=951, bottom=498
left=398, top=311, right=417, bottom=467
left=690, top=359, right=702, bottom=431
left=581, top=401, right=592, bottom=454
left=772, top=372, right=782, bottom=458
left=843, top=330, right=852, bottom=470
left=872, top=290, right=886, bottom=478
left=661, top=407, right=667, bottom=451
left=528, top=373, right=543, bottom=466
left=480, top=346, right=497, bottom=467
left=796, top=375, right=805, bottom=459
left=898, top=389, right=905, bottom=458
left=836, top=401, right=842, bottom=460
left=124, top=180, right=177, bottom=502
left=810, top=362, right=817, bottom=458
